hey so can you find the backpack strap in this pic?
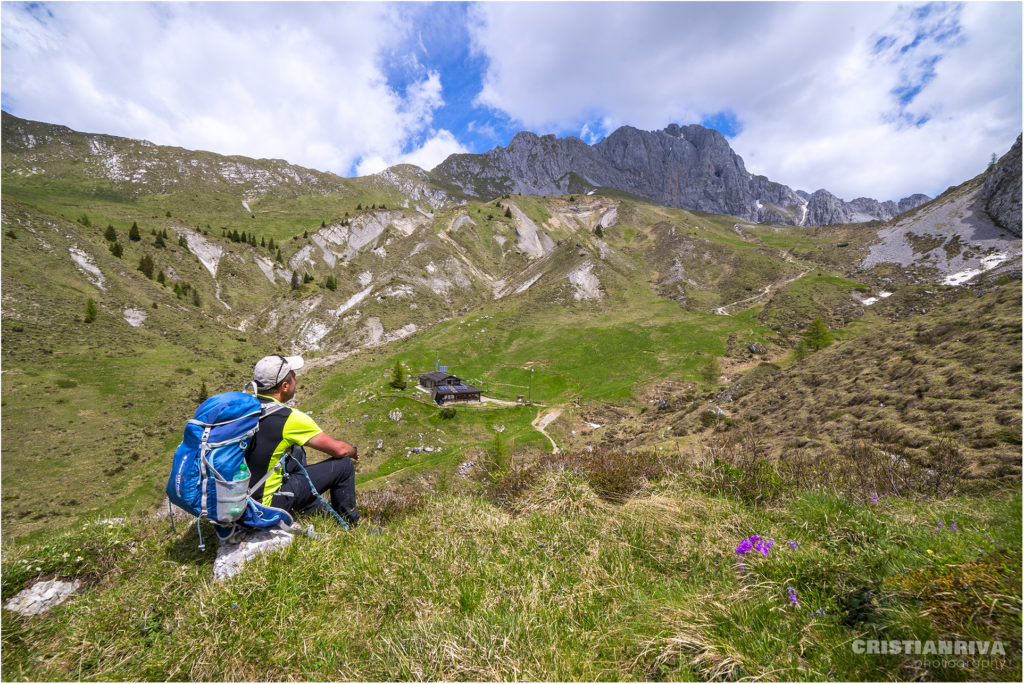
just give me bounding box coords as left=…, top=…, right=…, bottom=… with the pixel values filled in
left=244, top=401, right=291, bottom=498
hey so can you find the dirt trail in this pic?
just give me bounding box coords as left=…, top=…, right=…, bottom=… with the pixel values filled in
left=714, top=266, right=811, bottom=316
left=532, top=407, right=563, bottom=453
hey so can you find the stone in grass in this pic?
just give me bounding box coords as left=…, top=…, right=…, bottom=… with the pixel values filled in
left=213, top=529, right=294, bottom=581
left=5, top=579, right=82, bottom=616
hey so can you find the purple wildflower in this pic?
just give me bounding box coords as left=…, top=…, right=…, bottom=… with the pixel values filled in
left=810, top=608, right=825, bottom=618
left=787, top=587, right=799, bottom=606
left=938, top=522, right=944, bottom=526
left=787, top=540, right=801, bottom=551
left=950, top=523, right=957, bottom=531
left=871, top=493, right=878, bottom=504
left=736, top=535, right=774, bottom=556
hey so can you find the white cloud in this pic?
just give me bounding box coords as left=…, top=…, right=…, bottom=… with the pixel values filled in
left=468, top=2, right=1022, bottom=200
left=1, top=2, right=451, bottom=176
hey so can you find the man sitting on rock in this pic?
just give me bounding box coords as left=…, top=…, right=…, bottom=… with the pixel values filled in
left=247, top=354, right=360, bottom=527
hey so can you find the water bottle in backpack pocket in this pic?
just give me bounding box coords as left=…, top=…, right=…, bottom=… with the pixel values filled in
left=215, top=462, right=251, bottom=522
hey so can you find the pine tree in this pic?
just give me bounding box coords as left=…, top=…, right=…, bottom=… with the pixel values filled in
left=325, top=274, right=338, bottom=291
left=109, top=241, right=123, bottom=258
left=137, top=254, right=155, bottom=279
left=389, top=359, right=407, bottom=390
left=192, top=289, right=201, bottom=306
left=268, top=237, right=276, bottom=251
left=104, top=225, right=117, bottom=241
left=157, top=270, right=166, bottom=285
left=154, top=233, right=166, bottom=248
left=173, top=282, right=183, bottom=297
left=356, top=203, right=362, bottom=210
left=303, top=271, right=314, bottom=284
left=801, top=318, right=834, bottom=352
left=129, top=222, right=141, bottom=241
left=78, top=214, right=91, bottom=227
left=166, top=210, right=172, bottom=218
left=84, top=298, right=98, bottom=323
left=701, top=356, right=721, bottom=384
left=321, top=220, right=326, bottom=228
left=504, top=207, right=512, bottom=218
left=178, top=235, right=188, bottom=248
left=240, top=231, right=247, bottom=244
left=276, top=248, right=283, bottom=263
left=290, top=271, right=300, bottom=290
left=198, top=380, right=209, bottom=403
left=261, top=236, right=266, bottom=248
left=594, top=225, right=604, bottom=238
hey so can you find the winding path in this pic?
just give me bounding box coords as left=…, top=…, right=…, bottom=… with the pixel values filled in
left=532, top=407, right=563, bottom=454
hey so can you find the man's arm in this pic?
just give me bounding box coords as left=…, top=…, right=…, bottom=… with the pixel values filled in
left=305, top=432, right=358, bottom=461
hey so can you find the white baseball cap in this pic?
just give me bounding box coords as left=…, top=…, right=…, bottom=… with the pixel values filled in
left=253, top=354, right=304, bottom=390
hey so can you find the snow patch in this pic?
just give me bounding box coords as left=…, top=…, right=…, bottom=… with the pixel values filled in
left=241, top=200, right=251, bottom=213
left=943, top=252, right=1012, bottom=286
left=68, top=246, right=106, bottom=290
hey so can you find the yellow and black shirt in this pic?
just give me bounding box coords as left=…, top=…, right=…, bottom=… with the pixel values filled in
left=246, top=396, right=323, bottom=505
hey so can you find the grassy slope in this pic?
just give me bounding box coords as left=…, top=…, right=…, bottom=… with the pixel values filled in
left=1, top=123, right=1021, bottom=680
left=1, top=481, right=1019, bottom=681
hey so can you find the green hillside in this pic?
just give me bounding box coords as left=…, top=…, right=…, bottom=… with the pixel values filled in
left=1, top=114, right=1020, bottom=681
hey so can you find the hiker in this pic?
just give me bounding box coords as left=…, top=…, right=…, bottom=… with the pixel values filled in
left=246, top=354, right=360, bottom=527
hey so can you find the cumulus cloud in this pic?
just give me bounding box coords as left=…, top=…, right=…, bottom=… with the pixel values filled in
left=1, top=2, right=450, bottom=176
left=467, top=1, right=1022, bottom=200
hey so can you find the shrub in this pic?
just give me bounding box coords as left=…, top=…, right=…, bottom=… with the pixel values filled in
left=801, top=318, right=833, bottom=352
left=701, top=356, right=721, bottom=384
left=439, top=407, right=456, bottom=420
left=84, top=298, right=98, bottom=323
left=697, top=428, right=788, bottom=504
left=137, top=255, right=155, bottom=279
left=354, top=487, right=423, bottom=525
left=389, top=359, right=407, bottom=390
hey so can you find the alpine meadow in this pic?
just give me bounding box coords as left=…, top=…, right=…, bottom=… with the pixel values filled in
left=1, top=106, right=1021, bottom=682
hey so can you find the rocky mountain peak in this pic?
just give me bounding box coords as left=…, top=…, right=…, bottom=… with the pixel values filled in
left=431, top=122, right=932, bottom=226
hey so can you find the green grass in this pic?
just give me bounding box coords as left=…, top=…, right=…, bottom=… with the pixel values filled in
left=1, top=482, right=1019, bottom=681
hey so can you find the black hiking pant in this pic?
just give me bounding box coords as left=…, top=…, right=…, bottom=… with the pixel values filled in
left=271, top=450, right=359, bottom=526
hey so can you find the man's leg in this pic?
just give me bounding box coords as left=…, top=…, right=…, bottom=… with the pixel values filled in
left=272, top=457, right=358, bottom=526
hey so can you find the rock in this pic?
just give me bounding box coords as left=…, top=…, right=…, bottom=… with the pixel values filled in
left=213, top=529, right=295, bottom=581
left=980, top=135, right=1022, bottom=237
left=431, top=124, right=927, bottom=226
left=5, top=579, right=81, bottom=616
left=376, top=439, right=383, bottom=450
left=747, top=342, right=767, bottom=354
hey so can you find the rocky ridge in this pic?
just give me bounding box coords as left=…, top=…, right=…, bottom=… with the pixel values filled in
left=980, top=135, right=1022, bottom=237
left=431, top=123, right=932, bottom=226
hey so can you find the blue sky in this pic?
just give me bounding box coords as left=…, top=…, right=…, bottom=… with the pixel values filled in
left=2, top=1, right=1021, bottom=201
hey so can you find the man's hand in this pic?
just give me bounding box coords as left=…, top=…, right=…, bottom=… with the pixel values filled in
left=306, top=432, right=358, bottom=461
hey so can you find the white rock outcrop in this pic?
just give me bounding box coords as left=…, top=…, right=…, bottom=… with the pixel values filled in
left=5, top=579, right=81, bottom=616
left=69, top=246, right=105, bottom=290
left=213, top=529, right=294, bottom=581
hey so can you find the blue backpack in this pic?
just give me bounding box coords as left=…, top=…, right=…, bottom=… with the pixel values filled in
left=166, top=390, right=295, bottom=547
